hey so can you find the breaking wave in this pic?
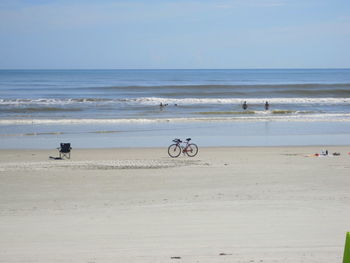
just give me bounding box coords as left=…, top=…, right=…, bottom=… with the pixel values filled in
left=1, top=97, right=350, bottom=106
left=1, top=113, right=350, bottom=125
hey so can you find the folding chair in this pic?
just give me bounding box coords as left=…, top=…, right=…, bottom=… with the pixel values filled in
left=57, top=143, right=72, bottom=159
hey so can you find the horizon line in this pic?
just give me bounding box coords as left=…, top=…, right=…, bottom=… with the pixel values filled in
left=1, top=67, right=350, bottom=71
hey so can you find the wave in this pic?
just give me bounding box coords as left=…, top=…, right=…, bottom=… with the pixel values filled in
left=274, top=89, right=350, bottom=97
left=0, top=98, right=112, bottom=105
left=1, top=97, right=350, bottom=106
left=197, top=110, right=320, bottom=115
left=271, top=110, right=295, bottom=114
left=97, top=83, right=350, bottom=97
left=126, top=97, right=350, bottom=105
left=197, top=111, right=256, bottom=115
left=2, top=113, right=350, bottom=125
left=0, top=130, right=120, bottom=137
left=1, top=107, right=83, bottom=113
left=102, top=83, right=350, bottom=89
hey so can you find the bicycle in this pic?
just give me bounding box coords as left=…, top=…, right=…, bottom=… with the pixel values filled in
left=168, top=138, right=198, bottom=158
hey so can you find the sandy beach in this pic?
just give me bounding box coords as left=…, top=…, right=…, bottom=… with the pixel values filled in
left=0, top=146, right=349, bottom=262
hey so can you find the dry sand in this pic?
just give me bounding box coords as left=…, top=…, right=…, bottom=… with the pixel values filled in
left=0, top=146, right=349, bottom=263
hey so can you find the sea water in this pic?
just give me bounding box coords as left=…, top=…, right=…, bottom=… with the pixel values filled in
left=1, top=69, right=350, bottom=148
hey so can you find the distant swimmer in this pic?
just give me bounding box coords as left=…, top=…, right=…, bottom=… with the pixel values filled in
left=242, top=101, right=248, bottom=110
left=160, top=102, right=168, bottom=109
left=265, top=101, right=269, bottom=110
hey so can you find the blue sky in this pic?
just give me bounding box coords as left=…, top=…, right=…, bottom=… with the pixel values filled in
left=0, top=0, right=349, bottom=69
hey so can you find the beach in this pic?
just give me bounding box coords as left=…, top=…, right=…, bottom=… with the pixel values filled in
left=1, top=146, right=349, bottom=262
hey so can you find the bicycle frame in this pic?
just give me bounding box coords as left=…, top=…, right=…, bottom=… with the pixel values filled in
left=173, top=140, right=191, bottom=153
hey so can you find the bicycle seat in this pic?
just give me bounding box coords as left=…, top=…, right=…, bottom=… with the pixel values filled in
left=186, top=138, right=191, bottom=141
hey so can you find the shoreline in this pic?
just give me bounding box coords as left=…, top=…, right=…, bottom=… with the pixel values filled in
left=2, top=119, right=350, bottom=150
left=1, top=145, right=349, bottom=155
left=2, top=113, right=350, bottom=125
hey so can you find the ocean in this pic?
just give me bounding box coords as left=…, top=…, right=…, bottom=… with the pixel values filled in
left=1, top=69, right=350, bottom=149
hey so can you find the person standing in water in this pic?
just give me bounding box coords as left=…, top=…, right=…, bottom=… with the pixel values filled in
left=159, top=102, right=165, bottom=110
left=242, top=101, right=248, bottom=110
left=265, top=101, right=269, bottom=110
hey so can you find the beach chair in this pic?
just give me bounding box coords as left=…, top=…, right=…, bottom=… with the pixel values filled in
left=57, top=143, right=72, bottom=159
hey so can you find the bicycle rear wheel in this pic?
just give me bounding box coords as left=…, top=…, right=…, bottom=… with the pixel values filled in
left=185, top=143, right=198, bottom=157
left=168, top=144, right=181, bottom=158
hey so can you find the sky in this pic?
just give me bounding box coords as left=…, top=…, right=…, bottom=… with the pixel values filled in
left=0, top=0, right=349, bottom=69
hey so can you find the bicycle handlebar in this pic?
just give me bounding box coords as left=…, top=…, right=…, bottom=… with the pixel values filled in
left=173, top=138, right=192, bottom=143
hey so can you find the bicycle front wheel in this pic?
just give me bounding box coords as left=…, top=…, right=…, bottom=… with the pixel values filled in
left=168, top=144, right=181, bottom=158
left=186, top=143, right=198, bottom=157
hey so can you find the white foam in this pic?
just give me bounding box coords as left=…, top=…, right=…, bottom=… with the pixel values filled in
left=1, top=113, right=350, bottom=125
left=129, top=97, right=350, bottom=105
left=1, top=97, right=350, bottom=106
left=0, top=98, right=111, bottom=105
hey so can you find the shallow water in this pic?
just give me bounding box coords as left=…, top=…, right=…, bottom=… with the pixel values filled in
left=1, top=121, right=350, bottom=149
